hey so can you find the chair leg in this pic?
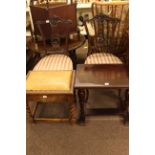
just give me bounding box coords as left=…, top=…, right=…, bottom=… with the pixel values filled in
left=68, top=96, right=77, bottom=124
left=70, top=50, right=77, bottom=69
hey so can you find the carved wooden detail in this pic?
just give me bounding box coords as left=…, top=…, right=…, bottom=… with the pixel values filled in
left=36, top=16, right=72, bottom=55
left=84, top=13, right=121, bottom=55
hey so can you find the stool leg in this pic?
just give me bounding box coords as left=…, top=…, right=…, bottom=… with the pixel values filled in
left=68, top=96, right=76, bottom=124
left=26, top=99, right=33, bottom=121
left=73, top=89, right=77, bottom=104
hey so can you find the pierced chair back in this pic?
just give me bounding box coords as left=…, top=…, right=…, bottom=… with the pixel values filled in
left=36, top=16, right=72, bottom=55
left=84, top=13, right=121, bottom=55
left=91, top=1, right=129, bottom=58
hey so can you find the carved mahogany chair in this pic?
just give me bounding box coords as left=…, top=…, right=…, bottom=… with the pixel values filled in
left=84, top=13, right=123, bottom=64
left=36, top=16, right=81, bottom=69
left=34, top=17, right=73, bottom=69
left=91, top=1, right=129, bottom=63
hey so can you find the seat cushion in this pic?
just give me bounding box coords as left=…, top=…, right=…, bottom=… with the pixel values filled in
left=33, top=54, right=73, bottom=71
left=85, top=53, right=123, bottom=64
left=26, top=71, right=72, bottom=91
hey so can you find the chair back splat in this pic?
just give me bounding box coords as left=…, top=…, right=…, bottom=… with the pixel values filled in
left=84, top=13, right=121, bottom=55
left=90, top=1, right=129, bottom=61
left=36, top=16, right=72, bottom=55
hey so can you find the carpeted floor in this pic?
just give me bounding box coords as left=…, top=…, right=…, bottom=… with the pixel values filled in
left=26, top=41, right=129, bottom=155
left=27, top=118, right=128, bottom=155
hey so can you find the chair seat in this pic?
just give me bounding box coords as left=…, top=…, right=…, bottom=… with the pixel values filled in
left=33, top=54, right=73, bottom=71
left=85, top=53, right=123, bottom=64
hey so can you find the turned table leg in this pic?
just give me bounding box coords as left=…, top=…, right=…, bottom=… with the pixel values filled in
left=123, top=89, right=129, bottom=124
left=118, top=89, right=123, bottom=112
left=77, top=89, right=88, bottom=124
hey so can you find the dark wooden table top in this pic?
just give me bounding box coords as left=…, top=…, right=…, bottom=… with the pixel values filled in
left=26, top=35, right=86, bottom=54
left=75, top=64, right=129, bottom=89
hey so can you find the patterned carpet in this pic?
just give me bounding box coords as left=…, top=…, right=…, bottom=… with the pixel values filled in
left=27, top=117, right=128, bottom=155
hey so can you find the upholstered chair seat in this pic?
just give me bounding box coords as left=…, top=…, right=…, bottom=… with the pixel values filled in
left=33, top=54, right=73, bottom=71
left=85, top=53, right=123, bottom=64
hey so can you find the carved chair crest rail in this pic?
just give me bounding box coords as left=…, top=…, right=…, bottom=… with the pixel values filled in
left=36, top=16, right=73, bottom=55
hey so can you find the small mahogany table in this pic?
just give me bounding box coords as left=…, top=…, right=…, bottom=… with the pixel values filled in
left=74, top=64, right=129, bottom=124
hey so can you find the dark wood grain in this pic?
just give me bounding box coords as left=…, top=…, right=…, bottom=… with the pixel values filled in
left=75, top=64, right=129, bottom=89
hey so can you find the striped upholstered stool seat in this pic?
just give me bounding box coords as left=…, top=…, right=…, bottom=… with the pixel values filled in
left=85, top=53, right=123, bottom=64
left=33, top=54, right=73, bottom=71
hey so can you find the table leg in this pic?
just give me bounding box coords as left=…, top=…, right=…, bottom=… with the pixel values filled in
left=118, top=89, right=123, bottom=112
left=123, top=89, right=129, bottom=124
left=85, top=89, right=89, bottom=103
left=78, top=89, right=87, bottom=124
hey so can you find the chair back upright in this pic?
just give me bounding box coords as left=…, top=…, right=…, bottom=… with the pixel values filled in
left=84, top=13, right=121, bottom=55
left=36, top=16, right=72, bottom=55
left=90, top=1, right=129, bottom=57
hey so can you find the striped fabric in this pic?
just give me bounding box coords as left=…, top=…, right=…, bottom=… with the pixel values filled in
left=33, top=54, right=73, bottom=71
left=85, top=53, right=123, bottom=64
